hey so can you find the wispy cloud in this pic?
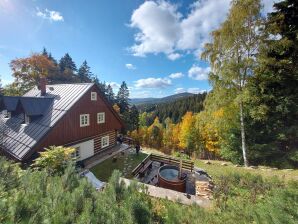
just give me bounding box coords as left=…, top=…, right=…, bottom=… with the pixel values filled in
left=188, top=65, right=210, bottom=81
left=174, top=87, right=206, bottom=94
left=134, top=77, right=172, bottom=89
left=169, top=72, right=184, bottom=79
left=36, top=7, right=64, bottom=22
left=125, top=63, right=136, bottom=70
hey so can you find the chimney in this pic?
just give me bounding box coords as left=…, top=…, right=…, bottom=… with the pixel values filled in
left=40, top=77, right=47, bottom=96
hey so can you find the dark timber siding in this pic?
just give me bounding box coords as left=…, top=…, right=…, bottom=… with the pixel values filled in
left=94, top=130, right=117, bottom=154
left=24, top=85, right=122, bottom=161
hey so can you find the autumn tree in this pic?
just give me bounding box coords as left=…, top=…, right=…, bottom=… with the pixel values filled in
left=201, top=0, right=263, bottom=166
left=179, top=112, right=196, bottom=157
left=9, top=53, right=56, bottom=94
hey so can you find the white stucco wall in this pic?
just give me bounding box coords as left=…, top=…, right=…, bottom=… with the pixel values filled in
left=70, top=139, right=94, bottom=161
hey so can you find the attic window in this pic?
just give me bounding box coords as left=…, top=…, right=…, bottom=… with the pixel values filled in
left=91, top=92, right=97, bottom=101
left=3, top=110, right=11, bottom=119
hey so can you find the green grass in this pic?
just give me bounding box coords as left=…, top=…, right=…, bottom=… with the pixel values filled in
left=194, top=160, right=298, bottom=182
left=90, top=151, right=148, bottom=182
left=142, top=147, right=298, bottom=182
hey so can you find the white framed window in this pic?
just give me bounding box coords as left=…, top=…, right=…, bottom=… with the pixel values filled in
left=101, top=136, right=109, bottom=148
left=80, top=114, right=90, bottom=127
left=71, top=147, right=80, bottom=160
left=91, top=92, right=97, bottom=101
left=97, top=112, right=105, bottom=124
left=24, top=114, right=30, bottom=125
left=3, top=110, right=11, bottom=119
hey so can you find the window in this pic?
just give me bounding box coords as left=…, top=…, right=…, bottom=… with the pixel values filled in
left=71, top=147, right=80, bottom=160
left=101, top=136, right=109, bottom=148
left=80, top=114, right=90, bottom=127
left=97, top=112, right=105, bottom=124
left=24, top=115, right=30, bottom=125
left=91, top=92, right=97, bottom=101
left=3, top=110, right=11, bottom=119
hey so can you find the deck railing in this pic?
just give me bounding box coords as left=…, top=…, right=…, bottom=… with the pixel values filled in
left=132, top=153, right=194, bottom=176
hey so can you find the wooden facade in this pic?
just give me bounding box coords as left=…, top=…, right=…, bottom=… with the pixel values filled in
left=23, top=85, right=123, bottom=161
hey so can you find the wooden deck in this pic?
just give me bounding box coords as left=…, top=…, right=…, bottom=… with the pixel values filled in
left=120, top=177, right=211, bottom=208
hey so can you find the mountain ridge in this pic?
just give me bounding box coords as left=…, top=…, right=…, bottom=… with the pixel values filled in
left=131, top=92, right=194, bottom=105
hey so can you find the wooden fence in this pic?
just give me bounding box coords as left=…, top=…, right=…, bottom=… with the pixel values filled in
left=132, top=153, right=194, bottom=176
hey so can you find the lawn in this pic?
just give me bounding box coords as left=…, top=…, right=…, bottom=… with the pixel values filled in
left=142, top=147, right=298, bottom=182
left=90, top=150, right=148, bottom=182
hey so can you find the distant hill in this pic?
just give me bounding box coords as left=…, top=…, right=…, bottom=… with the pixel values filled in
left=135, top=92, right=207, bottom=123
left=131, top=92, right=194, bottom=105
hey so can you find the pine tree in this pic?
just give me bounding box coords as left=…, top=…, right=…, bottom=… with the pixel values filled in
left=78, top=60, right=93, bottom=83
left=116, top=81, right=130, bottom=113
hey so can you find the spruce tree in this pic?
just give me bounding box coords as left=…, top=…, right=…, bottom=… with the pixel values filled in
left=106, top=84, right=115, bottom=104
left=78, top=60, right=93, bottom=83
left=116, top=81, right=130, bottom=113
left=247, top=0, right=298, bottom=167
left=59, top=53, right=77, bottom=73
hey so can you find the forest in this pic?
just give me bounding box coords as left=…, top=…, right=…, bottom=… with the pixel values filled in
left=137, top=93, right=206, bottom=123
left=129, top=0, right=298, bottom=168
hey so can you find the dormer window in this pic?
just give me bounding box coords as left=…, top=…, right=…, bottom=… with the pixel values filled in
left=24, top=114, right=30, bottom=125
left=91, top=92, right=97, bottom=101
left=3, top=110, right=11, bottom=119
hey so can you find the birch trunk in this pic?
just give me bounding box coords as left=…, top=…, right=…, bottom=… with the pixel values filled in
left=240, top=101, right=248, bottom=166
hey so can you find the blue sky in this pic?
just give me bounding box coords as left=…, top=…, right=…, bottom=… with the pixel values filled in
left=0, top=0, right=277, bottom=98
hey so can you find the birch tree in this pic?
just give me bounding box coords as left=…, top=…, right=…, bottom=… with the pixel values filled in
left=201, top=0, right=263, bottom=166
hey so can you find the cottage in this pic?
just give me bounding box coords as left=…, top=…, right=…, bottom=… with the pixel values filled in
left=0, top=79, right=124, bottom=163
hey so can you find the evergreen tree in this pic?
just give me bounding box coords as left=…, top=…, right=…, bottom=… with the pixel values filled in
left=106, top=84, right=115, bottom=104
left=78, top=60, right=93, bottom=83
left=59, top=53, right=77, bottom=73
left=247, top=0, right=298, bottom=167
left=129, top=105, right=139, bottom=131
left=116, top=81, right=130, bottom=113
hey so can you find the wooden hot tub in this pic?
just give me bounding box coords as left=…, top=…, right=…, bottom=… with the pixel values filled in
left=158, top=165, right=186, bottom=192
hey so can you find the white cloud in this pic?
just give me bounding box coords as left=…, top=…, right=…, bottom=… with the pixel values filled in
left=167, top=52, right=181, bottom=60
left=125, top=63, right=136, bottom=70
left=169, top=72, right=184, bottom=79
left=36, top=8, right=64, bottom=22
left=134, top=77, right=172, bottom=88
left=188, top=65, right=210, bottom=80
left=174, top=87, right=206, bottom=94
left=129, top=0, right=181, bottom=59
left=129, top=0, right=279, bottom=60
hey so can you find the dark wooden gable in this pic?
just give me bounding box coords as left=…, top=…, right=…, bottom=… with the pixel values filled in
left=24, top=84, right=123, bottom=161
